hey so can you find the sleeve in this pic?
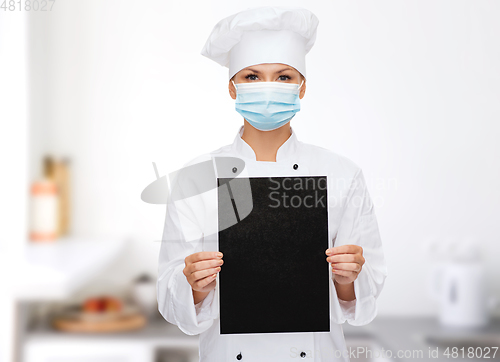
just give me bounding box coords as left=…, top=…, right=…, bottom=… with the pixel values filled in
left=330, top=168, right=388, bottom=326
left=194, top=288, right=216, bottom=319
left=338, top=298, right=356, bottom=320
left=156, top=169, right=218, bottom=335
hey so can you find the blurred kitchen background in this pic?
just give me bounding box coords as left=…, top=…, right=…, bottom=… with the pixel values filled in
left=1, top=0, right=500, bottom=361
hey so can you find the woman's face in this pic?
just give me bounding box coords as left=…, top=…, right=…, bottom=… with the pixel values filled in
left=229, top=63, right=306, bottom=100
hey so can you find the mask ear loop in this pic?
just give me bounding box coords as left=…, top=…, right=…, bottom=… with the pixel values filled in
left=298, top=79, right=304, bottom=91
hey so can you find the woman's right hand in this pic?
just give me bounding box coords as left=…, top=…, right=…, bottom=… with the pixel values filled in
left=183, top=251, right=223, bottom=302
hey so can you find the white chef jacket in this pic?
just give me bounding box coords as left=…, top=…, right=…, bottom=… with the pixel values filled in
left=157, top=125, right=388, bottom=362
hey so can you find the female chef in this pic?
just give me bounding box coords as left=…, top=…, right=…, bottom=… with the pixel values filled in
left=157, top=6, right=388, bottom=362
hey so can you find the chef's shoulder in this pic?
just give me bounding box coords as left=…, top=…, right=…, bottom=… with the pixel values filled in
left=299, top=141, right=362, bottom=178
left=176, top=143, right=233, bottom=169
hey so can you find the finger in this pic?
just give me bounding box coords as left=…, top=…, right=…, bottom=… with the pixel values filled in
left=190, top=258, right=224, bottom=273
left=190, top=266, right=221, bottom=283
left=185, top=251, right=223, bottom=265
left=331, top=268, right=356, bottom=278
left=331, top=262, right=361, bottom=273
left=193, top=273, right=217, bottom=290
left=326, top=245, right=362, bottom=256
left=327, top=253, right=362, bottom=264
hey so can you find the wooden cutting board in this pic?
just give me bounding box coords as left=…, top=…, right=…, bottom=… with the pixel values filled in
left=52, top=312, right=147, bottom=333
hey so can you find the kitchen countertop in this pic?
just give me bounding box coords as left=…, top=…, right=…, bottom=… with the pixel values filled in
left=25, top=314, right=500, bottom=361
left=25, top=313, right=199, bottom=348
left=13, top=237, right=125, bottom=301
left=342, top=316, right=500, bottom=361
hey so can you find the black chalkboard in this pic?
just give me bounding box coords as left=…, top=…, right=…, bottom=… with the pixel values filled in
left=217, top=176, right=330, bottom=335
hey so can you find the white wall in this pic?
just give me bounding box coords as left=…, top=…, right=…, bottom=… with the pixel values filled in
left=1, top=10, right=29, bottom=362
left=27, top=0, right=500, bottom=315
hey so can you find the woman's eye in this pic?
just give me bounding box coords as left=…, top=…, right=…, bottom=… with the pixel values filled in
left=245, top=74, right=258, bottom=80
left=278, top=75, right=291, bottom=81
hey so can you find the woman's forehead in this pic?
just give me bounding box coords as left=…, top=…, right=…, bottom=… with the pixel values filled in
left=240, top=63, right=298, bottom=73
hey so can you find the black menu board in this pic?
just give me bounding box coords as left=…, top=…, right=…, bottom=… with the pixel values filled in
left=217, top=176, right=330, bottom=335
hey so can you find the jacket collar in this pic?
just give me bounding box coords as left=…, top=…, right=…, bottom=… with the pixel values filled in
left=231, top=125, right=300, bottom=162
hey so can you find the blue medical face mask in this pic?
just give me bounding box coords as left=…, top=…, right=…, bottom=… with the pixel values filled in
left=232, top=80, right=304, bottom=131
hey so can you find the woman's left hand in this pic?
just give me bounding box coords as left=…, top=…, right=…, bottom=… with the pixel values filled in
left=325, top=245, right=365, bottom=285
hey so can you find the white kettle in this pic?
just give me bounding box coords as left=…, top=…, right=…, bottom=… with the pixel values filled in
left=428, top=241, right=496, bottom=328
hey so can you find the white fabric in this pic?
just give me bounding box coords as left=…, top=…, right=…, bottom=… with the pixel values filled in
left=338, top=298, right=357, bottom=321
left=157, top=125, right=388, bottom=362
left=200, top=6, right=319, bottom=79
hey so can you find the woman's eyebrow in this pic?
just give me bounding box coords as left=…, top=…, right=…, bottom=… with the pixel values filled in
left=244, top=67, right=294, bottom=74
